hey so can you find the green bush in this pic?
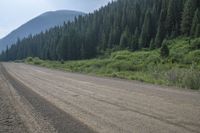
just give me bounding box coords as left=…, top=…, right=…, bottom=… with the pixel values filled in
left=160, top=42, right=169, bottom=58
left=190, top=38, right=200, bottom=50
left=170, top=50, right=186, bottom=63
left=183, top=70, right=200, bottom=90
left=146, top=54, right=161, bottom=64
left=33, top=57, right=42, bottom=65
left=184, top=50, right=200, bottom=64
left=26, top=57, right=33, bottom=62
left=166, top=68, right=185, bottom=85
left=60, top=59, right=64, bottom=64
left=111, top=50, right=132, bottom=60
left=107, top=60, right=134, bottom=71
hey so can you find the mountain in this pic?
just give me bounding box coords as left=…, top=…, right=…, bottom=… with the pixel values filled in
left=1, top=0, right=200, bottom=61
left=0, top=10, right=85, bottom=52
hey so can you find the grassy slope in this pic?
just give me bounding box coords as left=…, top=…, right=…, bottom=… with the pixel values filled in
left=25, top=37, right=200, bottom=90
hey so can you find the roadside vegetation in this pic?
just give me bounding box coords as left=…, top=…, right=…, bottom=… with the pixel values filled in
left=25, top=38, right=200, bottom=90
left=1, top=0, right=200, bottom=90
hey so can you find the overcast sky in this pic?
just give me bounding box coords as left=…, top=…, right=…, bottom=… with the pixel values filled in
left=0, top=0, right=112, bottom=39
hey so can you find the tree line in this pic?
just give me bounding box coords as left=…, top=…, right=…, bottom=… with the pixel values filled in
left=1, top=0, right=200, bottom=61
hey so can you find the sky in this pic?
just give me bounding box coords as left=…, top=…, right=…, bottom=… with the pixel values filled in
left=0, top=0, right=112, bottom=39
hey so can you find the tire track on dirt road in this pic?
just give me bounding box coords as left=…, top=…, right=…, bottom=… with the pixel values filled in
left=0, top=63, right=96, bottom=133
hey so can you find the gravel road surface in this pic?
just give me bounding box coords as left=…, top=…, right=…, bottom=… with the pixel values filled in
left=0, top=67, right=28, bottom=133
left=1, top=63, right=200, bottom=133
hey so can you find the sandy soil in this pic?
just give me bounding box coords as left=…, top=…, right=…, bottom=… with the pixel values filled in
left=1, top=62, right=200, bottom=133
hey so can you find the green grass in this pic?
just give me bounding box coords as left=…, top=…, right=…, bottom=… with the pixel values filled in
left=25, top=37, right=200, bottom=90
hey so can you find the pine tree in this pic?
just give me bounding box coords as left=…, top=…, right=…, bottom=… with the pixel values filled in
left=150, top=39, right=155, bottom=50
left=160, top=40, right=169, bottom=58
left=134, top=3, right=141, bottom=29
left=139, top=10, right=152, bottom=49
left=181, top=0, right=196, bottom=36
left=174, top=0, right=184, bottom=36
left=190, top=9, right=200, bottom=36
left=155, top=10, right=166, bottom=48
left=166, top=0, right=176, bottom=36
left=195, top=24, right=200, bottom=37
left=80, top=43, right=86, bottom=59
left=120, top=27, right=130, bottom=49
left=108, top=28, right=114, bottom=49
left=131, top=27, right=139, bottom=51
left=5, top=46, right=9, bottom=61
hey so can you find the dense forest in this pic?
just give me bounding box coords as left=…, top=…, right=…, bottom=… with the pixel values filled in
left=0, top=0, right=200, bottom=61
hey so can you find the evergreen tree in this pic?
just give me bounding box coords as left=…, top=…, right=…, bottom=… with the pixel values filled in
left=155, top=10, right=166, bottom=48
left=160, top=40, right=169, bottom=58
left=57, top=34, right=69, bottom=60
left=174, top=0, right=184, bottom=36
left=5, top=46, right=9, bottom=61
left=195, top=24, right=200, bottom=37
left=131, top=27, right=139, bottom=51
left=150, top=39, right=155, bottom=50
left=166, top=0, right=176, bottom=36
left=134, top=3, right=141, bottom=29
left=108, top=28, right=114, bottom=48
left=120, top=27, right=130, bottom=49
left=139, top=10, right=152, bottom=49
left=100, top=31, right=107, bottom=51
left=181, top=0, right=196, bottom=36
left=190, top=9, right=200, bottom=36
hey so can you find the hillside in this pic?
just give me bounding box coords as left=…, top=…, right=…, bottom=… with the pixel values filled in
left=0, top=10, right=85, bottom=52
left=0, top=0, right=200, bottom=61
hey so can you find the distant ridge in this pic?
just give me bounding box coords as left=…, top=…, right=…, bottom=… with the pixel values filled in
left=0, top=10, right=85, bottom=52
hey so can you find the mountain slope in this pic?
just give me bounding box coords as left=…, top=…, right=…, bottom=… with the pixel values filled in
left=1, top=0, right=200, bottom=61
left=0, top=10, right=85, bottom=52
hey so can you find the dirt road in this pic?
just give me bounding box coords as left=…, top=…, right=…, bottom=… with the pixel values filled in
left=1, top=63, right=200, bottom=133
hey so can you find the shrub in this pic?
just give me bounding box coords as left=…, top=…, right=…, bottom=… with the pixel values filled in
left=184, top=50, right=200, bottom=64
left=60, top=59, right=64, bottom=64
left=170, top=52, right=185, bottom=63
left=183, top=70, right=200, bottom=90
left=190, top=38, right=200, bottom=50
left=33, top=57, right=42, bottom=65
left=107, top=60, right=134, bottom=71
left=160, top=42, right=169, bottom=58
left=166, top=68, right=184, bottom=85
left=111, top=50, right=131, bottom=60
left=146, top=54, right=161, bottom=64
left=26, top=57, right=33, bottom=62
left=166, top=68, right=200, bottom=90
left=113, top=54, right=129, bottom=60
